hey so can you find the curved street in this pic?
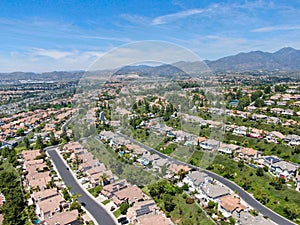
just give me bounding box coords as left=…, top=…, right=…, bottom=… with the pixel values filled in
left=117, top=133, right=296, bottom=225
left=47, top=147, right=117, bottom=225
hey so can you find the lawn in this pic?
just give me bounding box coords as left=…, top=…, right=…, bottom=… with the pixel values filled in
left=113, top=208, right=121, bottom=218
left=102, top=199, right=111, bottom=205
left=88, top=185, right=103, bottom=197
left=170, top=194, right=215, bottom=225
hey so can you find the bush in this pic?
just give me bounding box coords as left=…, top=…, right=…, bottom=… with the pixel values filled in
left=185, top=197, right=195, bottom=204
left=119, top=202, right=130, bottom=215
left=256, top=167, right=264, bottom=176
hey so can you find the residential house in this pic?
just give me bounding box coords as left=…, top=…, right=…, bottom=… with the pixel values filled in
left=99, top=130, right=115, bottom=141
left=152, top=157, right=169, bottom=172
left=264, top=100, right=274, bottom=106
left=270, top=108, right=284, bottom=114
left=282, top=109, right=294, bottom=116
left=199, top=139, right=220, bottom=151
left=32, top=189, right=61, bottom=203
left=183, top=171, right=208, bottom=191
left=236, top=211, right=275, bottom=225
left=271, top=161, right=299, bottom=180
left=63, top=142, right=84, bottom=153
left=263, top=156, right=281, bottom=167
left=277, top=101, right=287, bottom=106
left=167, top=163, right=191, bottom=176
left=24, top=159, right=48, bottom=172
left=233, top=126, right=247, bottom=136
left=110, top=136, right=130, bottom=148
left=219, top=195, right=246, bottom=218
left=135, top=214, right=173, bottom=225
left=267, top=116, right=281, bottom=124
left=112, top=185, right=147, bottom=206
left=251, top=114, right=267, bottom=121
left=236, top=148, right=261, bottom=162
left=265, top=131, right=285, bottom=143
left=26, top=171, right=51, bottom=190
left=247, top=128, right=264, bottom=139
left=35, top=193, right=67, bottom=220
left=218, top=143, right=240, bottom=154
left=173, top=130, right=197, bottom=143
left=101, top=179, right=129, bottom=198
left=284, top=134, right=300, bottom=146
left=43, top=210, right=79, bottom=225
left=127, top=200, right=159, bottom=223
left=140, top=153, right=160, bottom=166
left=22, top=150, right=41, bottom=161
left=201, top=182, right=230, bottom=201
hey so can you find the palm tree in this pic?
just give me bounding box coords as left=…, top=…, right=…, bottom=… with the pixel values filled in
left=100, top=173, right=109, bottom=185
left=177, top=169, right=188, bottom=181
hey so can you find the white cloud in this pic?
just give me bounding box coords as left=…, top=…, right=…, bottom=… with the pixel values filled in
left=152, top=8, right=205, bottom=25
left=0, top=49, right=106, bottom=72
left=252, top=25, right=300, bottom=32
left=31, top=48, right=74, bottom=59
left=79, top=35, right=131, bottom=42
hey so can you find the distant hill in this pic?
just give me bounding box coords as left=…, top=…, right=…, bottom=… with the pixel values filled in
left=205, top=47, right=300, bottom=71
left=2, top=47, right=300, bottom=81
left=0, top=71, right=83, bottom=82
left=113, top=64, right=190, bottom=79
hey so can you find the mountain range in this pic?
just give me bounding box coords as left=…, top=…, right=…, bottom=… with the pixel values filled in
left=1, top=47, right=300, bottom=81
left=114, top=47, right=300, bottom=75
left=205, top=47, right=300, bottom=71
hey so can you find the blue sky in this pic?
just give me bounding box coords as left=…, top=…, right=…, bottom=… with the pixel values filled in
left=1, top=0, right=300, bottom=72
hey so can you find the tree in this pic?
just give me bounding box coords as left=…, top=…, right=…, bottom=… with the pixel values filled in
left=254, top=98, right=265, bottom=107
left=23, top=137, right=30, bottom=149
left=208, top=201, right=216, bottom=209
left=238, top=160, right=244, bottom=169
left=60, top=129, right=69, bottom=143
left=50, top=131, right=58, bottom=145
left=229, top=216, right=236, bottom=225
left=251, top=90, right=263, bottom=101
left=70, top=201, right=82, bottom=212
left=163, top=194, right=176, bottom=212
left=119, top=202, right=130, bottom=215
left=264, top=85, right=271, bottom=94
left=0, top=170, right=26, bottom=225
left=263, top=166, right=269, bottom=172
left=269, top=177, right=285, bottom=190
left=237, top=96, right=250, bottom=110
left=284, top=207, right=298, bottom=220
left=16, top=128, right=25, bottom=136
left=256, top=167, right=264, bottom=176
left=177, top=168, right=188, bottom=181
left=100, top=173, right=109, bottom=185
left=35, top=135, right=44, bottom=150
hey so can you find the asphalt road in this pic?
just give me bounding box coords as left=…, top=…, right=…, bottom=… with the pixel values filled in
left=117, top=133, right=296, bottom=225
left=47, top=147, right=117, bottom=225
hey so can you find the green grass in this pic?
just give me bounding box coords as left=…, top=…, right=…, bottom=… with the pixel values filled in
left=189, top=152, right=300, bottom=224
left=102, top=199, right=111, bottom=205
left=88, top=185, right=103, bottom=197
left=14, top=142, right=28, bottom=153
left=170, top=194, right=215, bottom=225
left=113, top=208, right=121, bottom=218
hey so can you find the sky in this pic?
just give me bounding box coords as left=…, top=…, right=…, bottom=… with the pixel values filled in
left=1, top=0, right=300, bottom=72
